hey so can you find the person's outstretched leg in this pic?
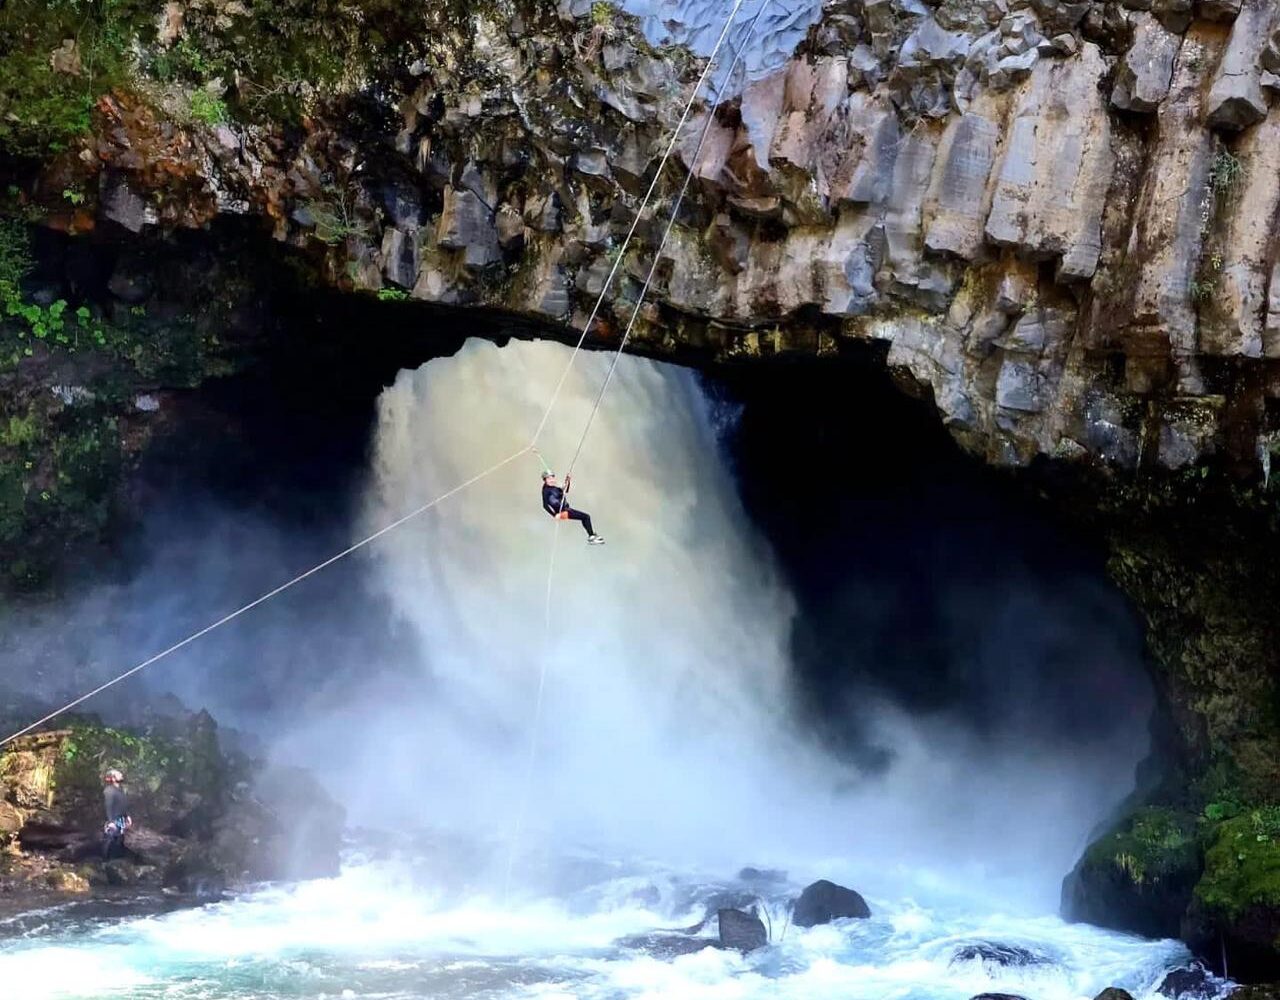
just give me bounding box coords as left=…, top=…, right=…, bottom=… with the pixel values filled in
left=568, top=509, right=594, bottom=536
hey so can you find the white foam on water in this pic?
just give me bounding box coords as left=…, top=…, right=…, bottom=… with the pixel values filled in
left=0, top=854, right=1206, bottom=1000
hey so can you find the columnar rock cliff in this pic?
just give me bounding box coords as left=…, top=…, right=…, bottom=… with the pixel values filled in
left=31, top=0, right=1280, bottom=472
left=4, top=0, right=1280, bottom=979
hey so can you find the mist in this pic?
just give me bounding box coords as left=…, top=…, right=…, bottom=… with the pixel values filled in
left=267, top=338, right=1151, bottom=910
left=0, top=337, right=1153, bottom=913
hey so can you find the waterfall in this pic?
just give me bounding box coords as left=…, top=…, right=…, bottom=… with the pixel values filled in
left=267, top=337, right=1147, bottom=908
left=345, top=337, right=818, bottom=865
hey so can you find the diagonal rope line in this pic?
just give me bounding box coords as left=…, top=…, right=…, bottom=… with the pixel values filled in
left=528, top=0, right=749, bottom=451
left=0, top=446, right=533, bottom=748
left=564, top=0, right=773, bottom=480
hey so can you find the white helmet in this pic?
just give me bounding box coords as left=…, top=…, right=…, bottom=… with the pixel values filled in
left=103, top=769, right=124, bottom=783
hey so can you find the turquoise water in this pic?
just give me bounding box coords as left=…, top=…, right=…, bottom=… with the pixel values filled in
left=0, top=846, right=1224, bottom=1000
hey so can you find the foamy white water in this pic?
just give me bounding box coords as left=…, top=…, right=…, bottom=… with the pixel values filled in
left=0, top=846, right=1216, bottom=1000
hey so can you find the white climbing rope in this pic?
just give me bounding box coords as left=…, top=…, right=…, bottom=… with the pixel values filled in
left=528, top=0, right=751, bottom=450
left=563, top=0, right=774, bottom=479
left=0, top=446, right=533, bottom=748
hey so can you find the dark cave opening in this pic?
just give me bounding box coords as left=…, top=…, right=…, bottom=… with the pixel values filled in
left=12, top=225, right=1161, bottom=859
left=709, top=355, right=1156, bottom=783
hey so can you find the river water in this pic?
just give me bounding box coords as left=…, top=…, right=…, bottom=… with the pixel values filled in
left=0, top=838, right=1222, bottom=1000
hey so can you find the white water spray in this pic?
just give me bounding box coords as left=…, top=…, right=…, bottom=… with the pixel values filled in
left=342, top=337, right=816, bottom=865
left=269, top=338, right=1147, bottom=908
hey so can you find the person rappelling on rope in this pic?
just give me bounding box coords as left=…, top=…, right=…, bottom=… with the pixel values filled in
left=541, top=471, right=604, bottom=545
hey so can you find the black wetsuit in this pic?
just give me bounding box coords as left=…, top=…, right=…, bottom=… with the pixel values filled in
left=542, top=483, right=594, bottom=536
left=102, top=784, right=129, bottom=860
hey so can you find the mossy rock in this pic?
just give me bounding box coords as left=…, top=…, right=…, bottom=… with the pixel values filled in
left=1197, top=811, right=1280, bottom=918
left=1182, top=811, right=1280, bottom=980
left=1062, top=807, right=1202, bottom=939
left=35, top=711, right=236, bottom=835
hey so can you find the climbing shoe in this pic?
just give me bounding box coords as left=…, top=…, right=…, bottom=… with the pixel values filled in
left=588, top=535, right=606, bottom=545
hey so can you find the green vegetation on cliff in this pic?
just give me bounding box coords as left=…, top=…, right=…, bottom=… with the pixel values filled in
left=0, top=0, right=153, bottom=158
left=1197, top=810, right=1280, bottom=919
left=0, top=0, right=471, bottom=160
left=0, top=221, right=233, bottom=591
left=1060, top=468, right=1280, bottom=972
left=49, top=714, right=234, bottom=830
left=1084, top=807, right=1200, bottom=889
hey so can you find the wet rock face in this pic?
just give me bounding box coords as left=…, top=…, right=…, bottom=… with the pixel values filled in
left=45, top=0, right=1280, bottom=477
left=718, top=907, right=768, bottom=952
left=1158, top=962, right=1227, bottom=998
left=951, top=942, right=1049, bottom=967
left=0, top=714, right=341, bottom=899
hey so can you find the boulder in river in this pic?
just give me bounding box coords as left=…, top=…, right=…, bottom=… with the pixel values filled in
left=1093, top=989, right=1135, bottom=1000
left=718, top=908, right=767, bottom=953
left=952, top=942, right=1049, bottom=967
left=1157, top=963, right=1219, bottom=999
left=969, top=994, right=1029, bottom=1000
left=793, top=879, right=871, bottom=927
left=737, top=866, right=786, bottom=884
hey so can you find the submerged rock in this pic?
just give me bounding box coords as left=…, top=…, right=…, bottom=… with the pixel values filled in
left=970, top=994, right=1030, bottom=1000
left=616, top=932, right=718, bottom=959
left=718, top=908, right=767, bottom=953
left=737, top=866, right=786, bottom=884
left=1094, top=990, right=1135, bottom=1000
left=793, top=879, right=871, bottom=927
left=952, top=942, right=1049, bottom=967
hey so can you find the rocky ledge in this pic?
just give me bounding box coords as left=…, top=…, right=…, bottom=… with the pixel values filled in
left=13, top=0, right=1280, bottom=474
left=0, top=710, right=340, bottom=910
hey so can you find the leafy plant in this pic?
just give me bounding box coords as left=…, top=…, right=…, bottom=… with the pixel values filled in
left=1209, top=149, right=1243, bottom=201
left=0, top=0, right=157, bottom=158
left=376, top=287, right=409, bottom=301
left=307, top=193, right=370, bottom=245
left=187, top=88, right=228, bottom=126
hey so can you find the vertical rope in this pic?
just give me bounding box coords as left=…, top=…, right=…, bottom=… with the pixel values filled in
left=503, top=518, right=561, bottom=897
left=527, top=0, right=750, bottom=452
left=563, top=0, right=773, bottom=479
left=503, top=0, right=771, bottom=896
